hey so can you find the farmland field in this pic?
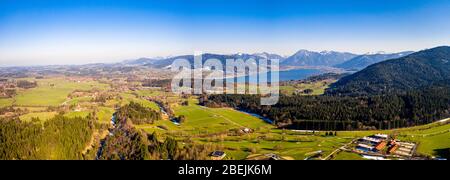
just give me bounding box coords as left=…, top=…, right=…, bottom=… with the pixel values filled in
left=172, top=98, right=271, bottom=134
left=136, top=96, right=450, bottom=160
left=395, top=123, right=450, bottom=158
left=2, top=0, right=450, bottom=163
left=14, top=78, right=110, bottom=106
left=280, top=80, right=334, bottom=95
left=332, top=151, right=365, bottom=160
left=96, top=106, right=115, bottom=123
left=19, top=112, right=57, bottom=122
left=0, top=98, right=13, bottom=108
left=114, top=92, right=160, bottom=111
left=64, top=111, right=90, bottom=118
left=2, top=77, right=449, bottom=160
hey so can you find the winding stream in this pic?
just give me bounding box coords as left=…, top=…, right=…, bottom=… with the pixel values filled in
left=95, top=113, right=117, bottom=160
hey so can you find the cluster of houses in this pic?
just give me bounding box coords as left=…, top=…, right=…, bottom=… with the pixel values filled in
left=0, top=79, right=16, bottom=98
left=355, top=134, right=416, bottom=158
left=356, top=134, right=389, bottom=152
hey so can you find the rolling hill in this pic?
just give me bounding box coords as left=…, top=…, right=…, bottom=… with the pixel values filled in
left=334, top=51, right=414, bottom=71
left=327, top=46, right=450, bottom=95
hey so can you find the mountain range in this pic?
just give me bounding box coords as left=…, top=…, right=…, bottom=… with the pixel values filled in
left=333, top=51, right=414, bottom=70
left=142, top=54, right=268, bottom=69
left=123, top=49, right=419, bottom=69
left=327, top=46, right=450, bottom=95
left=280, top=50, right=357, bottom=67
left=124, top=50, right=358, bottom=68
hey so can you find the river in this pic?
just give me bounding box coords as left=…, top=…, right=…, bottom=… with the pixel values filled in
left=95, top=113, right=117, bottom=160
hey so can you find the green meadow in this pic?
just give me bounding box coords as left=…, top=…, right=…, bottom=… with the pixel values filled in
left=332, top=151, right=365, bottom=160
left=136, top=98, right=352, bottom=160
left=172, top=98, right=271, bottom=134
left=395, top=123, right=450, bottom=158
left=64, top=111, right=90, bottom=118
left=111, top=92, right=160, bottom=111
left=14, top=78, right=109, bottom=107
left=19, top=112, right=58, bottom=122
left=280, top=80, right=332, bottom=96
left=96, top=106, right=115, bottom=123
left=134, top=89, right=164, bottom=97
left=2, top=77, right=448, bottom=160
left=0, top=98, right=14, bottom=108
left=137, top=97, right=450, bottom=160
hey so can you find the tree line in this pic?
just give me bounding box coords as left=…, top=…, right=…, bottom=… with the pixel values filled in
left=98, top=102, right=221, bottom=160
left=201, top=83, right=450, bottom=130
left=16, top=80, right=38, bottom=89
left=0, top=115, right=96, bottom=160
left=116, top=101, right=162, bottom=125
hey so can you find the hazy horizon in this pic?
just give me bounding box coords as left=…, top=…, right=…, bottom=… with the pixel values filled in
left=1, top=0, right=450, bottom=66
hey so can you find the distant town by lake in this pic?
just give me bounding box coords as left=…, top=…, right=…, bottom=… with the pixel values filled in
left=230, top=68, right=322, bottom=83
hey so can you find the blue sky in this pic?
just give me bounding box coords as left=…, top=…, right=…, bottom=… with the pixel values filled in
left=0, top=0, right=449, bottom=66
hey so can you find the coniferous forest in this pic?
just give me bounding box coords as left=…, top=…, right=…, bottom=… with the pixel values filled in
left=116, top=101, right=162, bottom=125
left=202, top=81, right=450, bottom=130
left=97, top=102, right=220, bottom=160
left=0, top=115, right=95, bottom=160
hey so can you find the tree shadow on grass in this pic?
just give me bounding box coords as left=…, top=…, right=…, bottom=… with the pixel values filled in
left=433, top=148, right=450, bottom=159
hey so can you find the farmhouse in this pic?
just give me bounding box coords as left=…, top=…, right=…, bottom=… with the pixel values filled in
left=210, top=151, right=226, bottom=160
left=388, top=144, right=399, bottom=154
left=359, top=136, right=381, bottom=145
left=375, top=141, right=387, bottom=151
left=356, top=143, right=374, bottom=153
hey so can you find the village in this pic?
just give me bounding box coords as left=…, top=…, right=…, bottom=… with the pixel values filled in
left=348, top=134, right=418, bottom=160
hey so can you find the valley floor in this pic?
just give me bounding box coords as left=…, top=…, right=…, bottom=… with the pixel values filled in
left=1, top=77, right=449, bottom=160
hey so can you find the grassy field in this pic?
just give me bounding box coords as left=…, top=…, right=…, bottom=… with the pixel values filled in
left=64, top=111, right=90, bottom=118
left=0, top=98, right=14, bottom=108
left=207, top=132, right=351, bottom=160
left=134, top=89, right=164, bottom=97
left=138, top=98, right=270, bottom=135
left=96, top=106, right=115, bottom=123
left=19, top=112, right=57, bottom=122
left=332, top=151, right=365, bottom=160
left=172, top=98, right=271, bottom=134
left=3, top=77, right=449, bottom=160
left=136, top=97, right=354, bottom=160
left=14, top=78, right=109, bottom=107
left=136, top=96, right=450, bottom=160
left=280, top=80, right=333, bottom=95
left=409, top=132, right=449, bottom=158
left=64, top=96, right=93, bottom=106
left=395, top=123, right=450, bottom=158
left=111, top=92, right=160, bottom=111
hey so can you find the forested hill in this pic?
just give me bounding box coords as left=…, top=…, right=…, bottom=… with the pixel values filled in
left=326, top=46, right=450, bottom=96
left=202, top=80, right=450, bottom=130
left=333, top=51, right=413, bottom=71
